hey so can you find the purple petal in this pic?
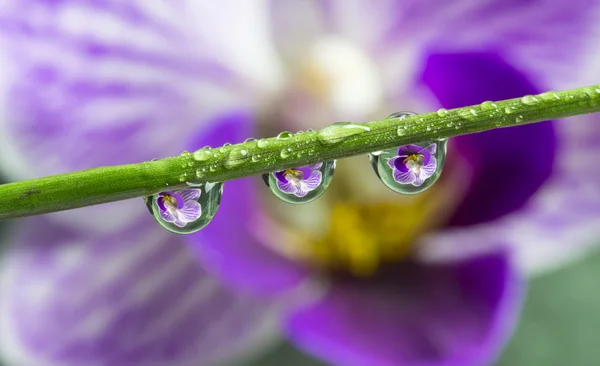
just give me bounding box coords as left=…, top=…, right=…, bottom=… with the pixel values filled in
left=422, top=113, right=600, bottom=276
left=421, top=157, right=438, bottom=178
left=422, top=52, right=555, bottom=226
left=294, top=186, right=310, bottom=198
left=172, top=215, right=188, bottom=228
left=425, top=143, right=437, bottom=155
left=302, top=170, right=323, bottom=192
left=156, top=196, right=167, bottom=212
left=398, top=144, right=420, bottom=156
left=0, top=2, right=248, bottom=231
left=297, top=166, right=314, bottom=179
left=419, top=146, right=432, bottom=166
left=393, top=157, right=410, bottom=173
left=0, top=217, right=280, bottom=366
left=178, top=189, right=201, bottom=203
left=170, top=192, right=185, bottom=210
left=286, top=251, right=522, bottom=366
left=307, top=162, right=323, bottom=171
left=179, top=201, right=202, bottom=223
left=277, top=181, right=299, bottom=195
left=159, top=208, right=176, bottom=223
left=274, top=170, right=289, bottom=184
left=183, top=111, right=309, bottom=295
left=393, top=169, right=415, bottom=185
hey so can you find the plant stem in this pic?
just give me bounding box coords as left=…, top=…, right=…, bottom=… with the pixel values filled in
left=1, top=85, right=600, bottom=220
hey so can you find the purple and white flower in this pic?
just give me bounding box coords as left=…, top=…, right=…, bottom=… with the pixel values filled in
left=0, top=2, right=599, bottom=366
left=156, top=189, right=202, bottom=228
left=387, top=144, right=437, bottom=186
left=273, top=163, right=323, bottom=197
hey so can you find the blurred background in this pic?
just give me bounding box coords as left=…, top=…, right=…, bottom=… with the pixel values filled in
left=1, top=1, right=600, bottom=366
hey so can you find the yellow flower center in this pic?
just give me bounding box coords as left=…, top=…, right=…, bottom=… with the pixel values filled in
left=263, top=156, right=467, bottom=277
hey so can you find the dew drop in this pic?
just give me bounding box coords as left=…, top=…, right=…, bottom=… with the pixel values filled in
left=244, top=137, right=257, bottom=143
left=504, top=106, right=516, bottom=114
left=458, top=108, right=478, bottom=121
left=209, top=164, right=218, bottom=172
left=257, top=138, right=270, bottom=148
left=277, top=131, right=294, bottom=140
left=280, top=147, right=292, bottom=159
left=262, top=160, right=335, bottom=204
left=368, top=138, right=447, bottom=195
left=317, top=122, right=370, bottom=146
left=180, top=150, right=191, bottom=157
left=437, top=108, right=449, bottom=117
left=144, top=183, right=223, bottom=234
left=224, top=146, right=251, bottom=169
left=480, top=101, right=498, bottom=111
left=515, top=115, right=525, bottom=123
left=540, top=92, right=561, bottom=101
left=251, top=154, right=261, bottom=163
left=521, top=95, right=539, bottom=105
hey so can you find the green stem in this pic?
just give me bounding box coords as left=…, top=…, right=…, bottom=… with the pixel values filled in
left=1, top=85, right=600, bottom=220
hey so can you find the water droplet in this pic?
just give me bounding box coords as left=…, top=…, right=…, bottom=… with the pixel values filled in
left=280, top=147, right=292, bottom=158
left=515, top=115, right=525, bottom=123
left=209, top=164, right=218, bottom=172
left=317, top=122, right=370, bottom=146
left=257, top=138, right=270, bottom=148
left=196, top=170, right=204, bottom=179
left=521, top=95, right=539, bottom=105
left=307, top=128, right=314, bottom=132
left=251, top=154, right=261, bottom=162
left=504, top=106, right=516, bottom=114
left=178, top=173, right=187, bottom=182
left=368, top=140, right=447, bottom=195
left=223, top=143, right=232, bottom=146
left=437, top=108, right=449, bottom=117
left=180, top=150, right=190, bottom=157
left=244, top=137, right=257, bottom=143
left=296, top=130, right=304, bottom=134
left=262, top=161, right=335, bottom=204
left=224, top=146, right=251, bottom=169
left=480, top=101, right=498, bottom=111
left=540, top=92, right=560, bottom=101
left=584, top=86, right=600, bottom=107
left=144, top=184, right=223, bottom=234
left=458, top=108, right=478, bottom=121
left=277, top=131, right=294, bottom=140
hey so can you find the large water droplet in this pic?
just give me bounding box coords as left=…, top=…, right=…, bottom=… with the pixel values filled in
left=257, top=138, right=270, bottom=148
left=317, top=122, right=370, bottom=146
left=521, top=95, right=539, bottom=105
left=193, top=146, right=212, bottom=161
left=437, top=108, right=449, bottom=117
left=224, top=145, right=250, bottom=169
left=262, top=161, right=335, bottom=204
left=244, top=137, right=257, bottom=143
left=368, top=140, right=447, bottom=195
left=277, top=131, right=294, bottom=140
left=480, top=101, right=498, bottom=111
left=144, top=183, right=223, bottom=234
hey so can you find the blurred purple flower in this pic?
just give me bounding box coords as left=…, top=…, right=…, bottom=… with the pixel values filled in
left=0, top=2, right=599, bottom=366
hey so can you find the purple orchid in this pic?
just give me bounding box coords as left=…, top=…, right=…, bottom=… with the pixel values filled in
left=388, top=144, right=437, bottom=186
left=273, top=163, right=323, bottom=197
left=0, top=2, right=599, bottom=366
left=156, top=189, right=202, bottom=227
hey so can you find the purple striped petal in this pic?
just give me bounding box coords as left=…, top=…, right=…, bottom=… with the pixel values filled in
left=0, top=1, right=255, bottom=232
left=286, top=251, right=522, bottom=366
left=277, top=181, right=299, bottom=195
left=393, top=169, right=415, bottom=185
left=302, top=171, right=323, bottom=192
left=183, top=111, right=310, bottom=295
left=421, top=112, right=600, bottom=276
left=0, top=217, right=279, bottom=366
left=178, top=189, right=201, bottom=203
left=422, top=52, right=556, bottom=226
left=179, top=201, right=201, bottom=223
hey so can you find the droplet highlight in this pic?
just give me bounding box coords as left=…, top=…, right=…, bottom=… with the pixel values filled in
left=144, top=183, right=223, bottom=234
left=521, top=95, right=539, bottom=105
left=317, top=122, right=370, bottom=146
left=257, top=138, right=270, bottom=148
left=368, top=140, right=447, bottom=195
left=277, top=131, right=294, bottom=140
left=224, top=145, right=250, bottom=169
left=262, top=161, right=336, bottom=204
